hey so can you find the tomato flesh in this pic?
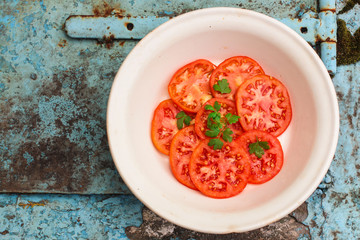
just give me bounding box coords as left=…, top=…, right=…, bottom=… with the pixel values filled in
left=210, top=56, right=264, bottom=100
left=236, top=130, right=283, bottom=184
left=169, top=125, right=200, bottom=190
left=235, top=74, right=292, bottom=137
left=189, top=140, right=250, bottom=198
left=195, top=98, right=243, bottom=140
left=168, top=59, right=215, bottom=113
left=151, top=99, right=182, bottom=155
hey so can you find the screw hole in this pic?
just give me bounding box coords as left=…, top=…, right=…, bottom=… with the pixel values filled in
left=300, top=27, right=308, bottom=34
left=126, top=22, right=134, bottom=31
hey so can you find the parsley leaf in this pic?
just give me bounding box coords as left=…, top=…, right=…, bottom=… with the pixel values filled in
left=184, top=115, right=192, bottom=126
left=176, top=111, right=192, bottom=130
left=214, top=101, right=221, bottom=111
left=207, top=112, right=222, bottom=130
left=176, top=117, right=184, bottom=130
left=222, top=128, right=233, bottom=142
left=204, top=101, right=241, bottom=150
left=208, top=138, right=223, bottom=150
left=225, top=113, right=240, bottom=124
left=258, top=141, right=270, bottom=150
left=205, top=128, right=220, bottom=138
left=205, top=104, right=216, bottom=112
left=213, top=79, right=231, bottom=94
left=249, top=137, right=270, bottom=158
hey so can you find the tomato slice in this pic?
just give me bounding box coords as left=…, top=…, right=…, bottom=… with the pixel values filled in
left=168, top=59, right=216, bottom=113
left=151, top=99, right=182, bottom=155
left=189, top=140, right=250, bottom=198
left=235, top=74, right=292, bottom=137
left=169, top=125, right=200, bottom=190
left=236, top=130, right=283, bottom=184
left=194, top=98, right=243, bottom=140
left=210, top=56, right=264, bottom=100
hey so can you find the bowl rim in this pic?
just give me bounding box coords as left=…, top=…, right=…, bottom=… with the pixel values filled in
left=106, top=7, right=339, bottom=233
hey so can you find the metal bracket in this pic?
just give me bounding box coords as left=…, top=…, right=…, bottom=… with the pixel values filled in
left=64, top=0, right=336, bottom=74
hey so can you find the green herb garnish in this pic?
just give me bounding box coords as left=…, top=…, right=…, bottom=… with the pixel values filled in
left=208, top=138, right=224, bottom=150
left=249, top=137, right=270, bottom=158
left=213, top=79, right=231, bottom=94
left=204, top=101, right=240, bottom=150
left=176, top=111, right=192, bottom=130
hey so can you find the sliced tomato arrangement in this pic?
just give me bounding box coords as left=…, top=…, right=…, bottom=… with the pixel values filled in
left=189, top=140, right=250, bottom=198
left=235, top=74, right=292, bottom=137
left=194, top=98, right=243, bottom=140
left=210, top=56, right=264, bottom=100
left=168, top=59, right=215, bottom=113
left=169, top=125, right=200, bottom=190
left=151, top=56, right=292, bottom=199
left=236, top=130, right=283, bottom=184
left=151, top=99, right=183, bottom=155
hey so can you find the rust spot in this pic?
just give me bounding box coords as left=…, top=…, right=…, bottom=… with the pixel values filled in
left=125, top=22, right=134, bottom=31
left=5, top=215, right=15, bottom=220
left=347, top=114, right=354, bottom=128
left=320, top=8, right=336, bottom=13
left=58, top=39, right=67, bottom=48
left=0, top=230, right=9, bottom=235
left=315, top=35, right=337, bottom=43
left=19, top=200, right=47, bottom=209
left=119, top=41, right=125, bottom=47
left=325, top=37, right=337, bottom=43
left=107, top=26, right=110, bottom=30
left=354, top=97, right=359, bottom=117
left=93, top=2, right=114, bottom=17
left=92, top=1, right=125, bottom=17
left=97, top=34, right=115, bottom=49
left=30, top=73, right=37, bottom=80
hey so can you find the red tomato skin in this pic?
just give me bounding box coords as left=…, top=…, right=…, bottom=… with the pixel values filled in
left=151, top=99, right=182, bottom=155
left=169, top=125, right=200, bottom=190
left=236, top=130, right=284, bottom=184
left=189, top=140, right=251, bottom=199
left=210, top=56, right=264, bottom=101
left=168, top=59, right=216, bottom=113
left=194, top=98, right=243, bottom=140
left=235, top=74, right=292, bottom=137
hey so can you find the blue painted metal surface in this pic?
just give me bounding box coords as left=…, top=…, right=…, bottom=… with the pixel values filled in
left=0, top=194, right=144, bottom=239
left=64, top=0, right=337, bottom=74
left=1, top=0, right=360, bottom=239
left=65, top=15, right=169, bottom=40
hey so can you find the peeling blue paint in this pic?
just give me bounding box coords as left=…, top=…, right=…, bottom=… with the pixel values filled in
left=23, top=14, right=36, bottom=25
left=39, top=0, right=47, bottom=12
left=67, top=120, right=105, bottom=149
left=0, top=194, right=143, bottom=239
left=43, top=19, right=52, bottom=33
left=23, top=152, right=34, bottom=165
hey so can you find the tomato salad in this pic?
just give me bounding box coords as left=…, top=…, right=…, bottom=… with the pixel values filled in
left=151, top=57, right=292, bottom=199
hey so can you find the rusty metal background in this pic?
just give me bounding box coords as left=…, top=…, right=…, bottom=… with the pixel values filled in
left=1, top=0, right=360, bottom=239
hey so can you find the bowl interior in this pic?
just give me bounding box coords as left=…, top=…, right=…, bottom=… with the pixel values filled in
left=107, top=8, right=338, bottom=233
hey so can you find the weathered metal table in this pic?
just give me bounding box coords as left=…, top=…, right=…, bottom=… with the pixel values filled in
left=0, top=0, right=359, bottom=239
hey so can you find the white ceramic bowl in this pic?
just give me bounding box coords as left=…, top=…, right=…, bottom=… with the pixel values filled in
left=107, top=8, right=339, bottom=233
